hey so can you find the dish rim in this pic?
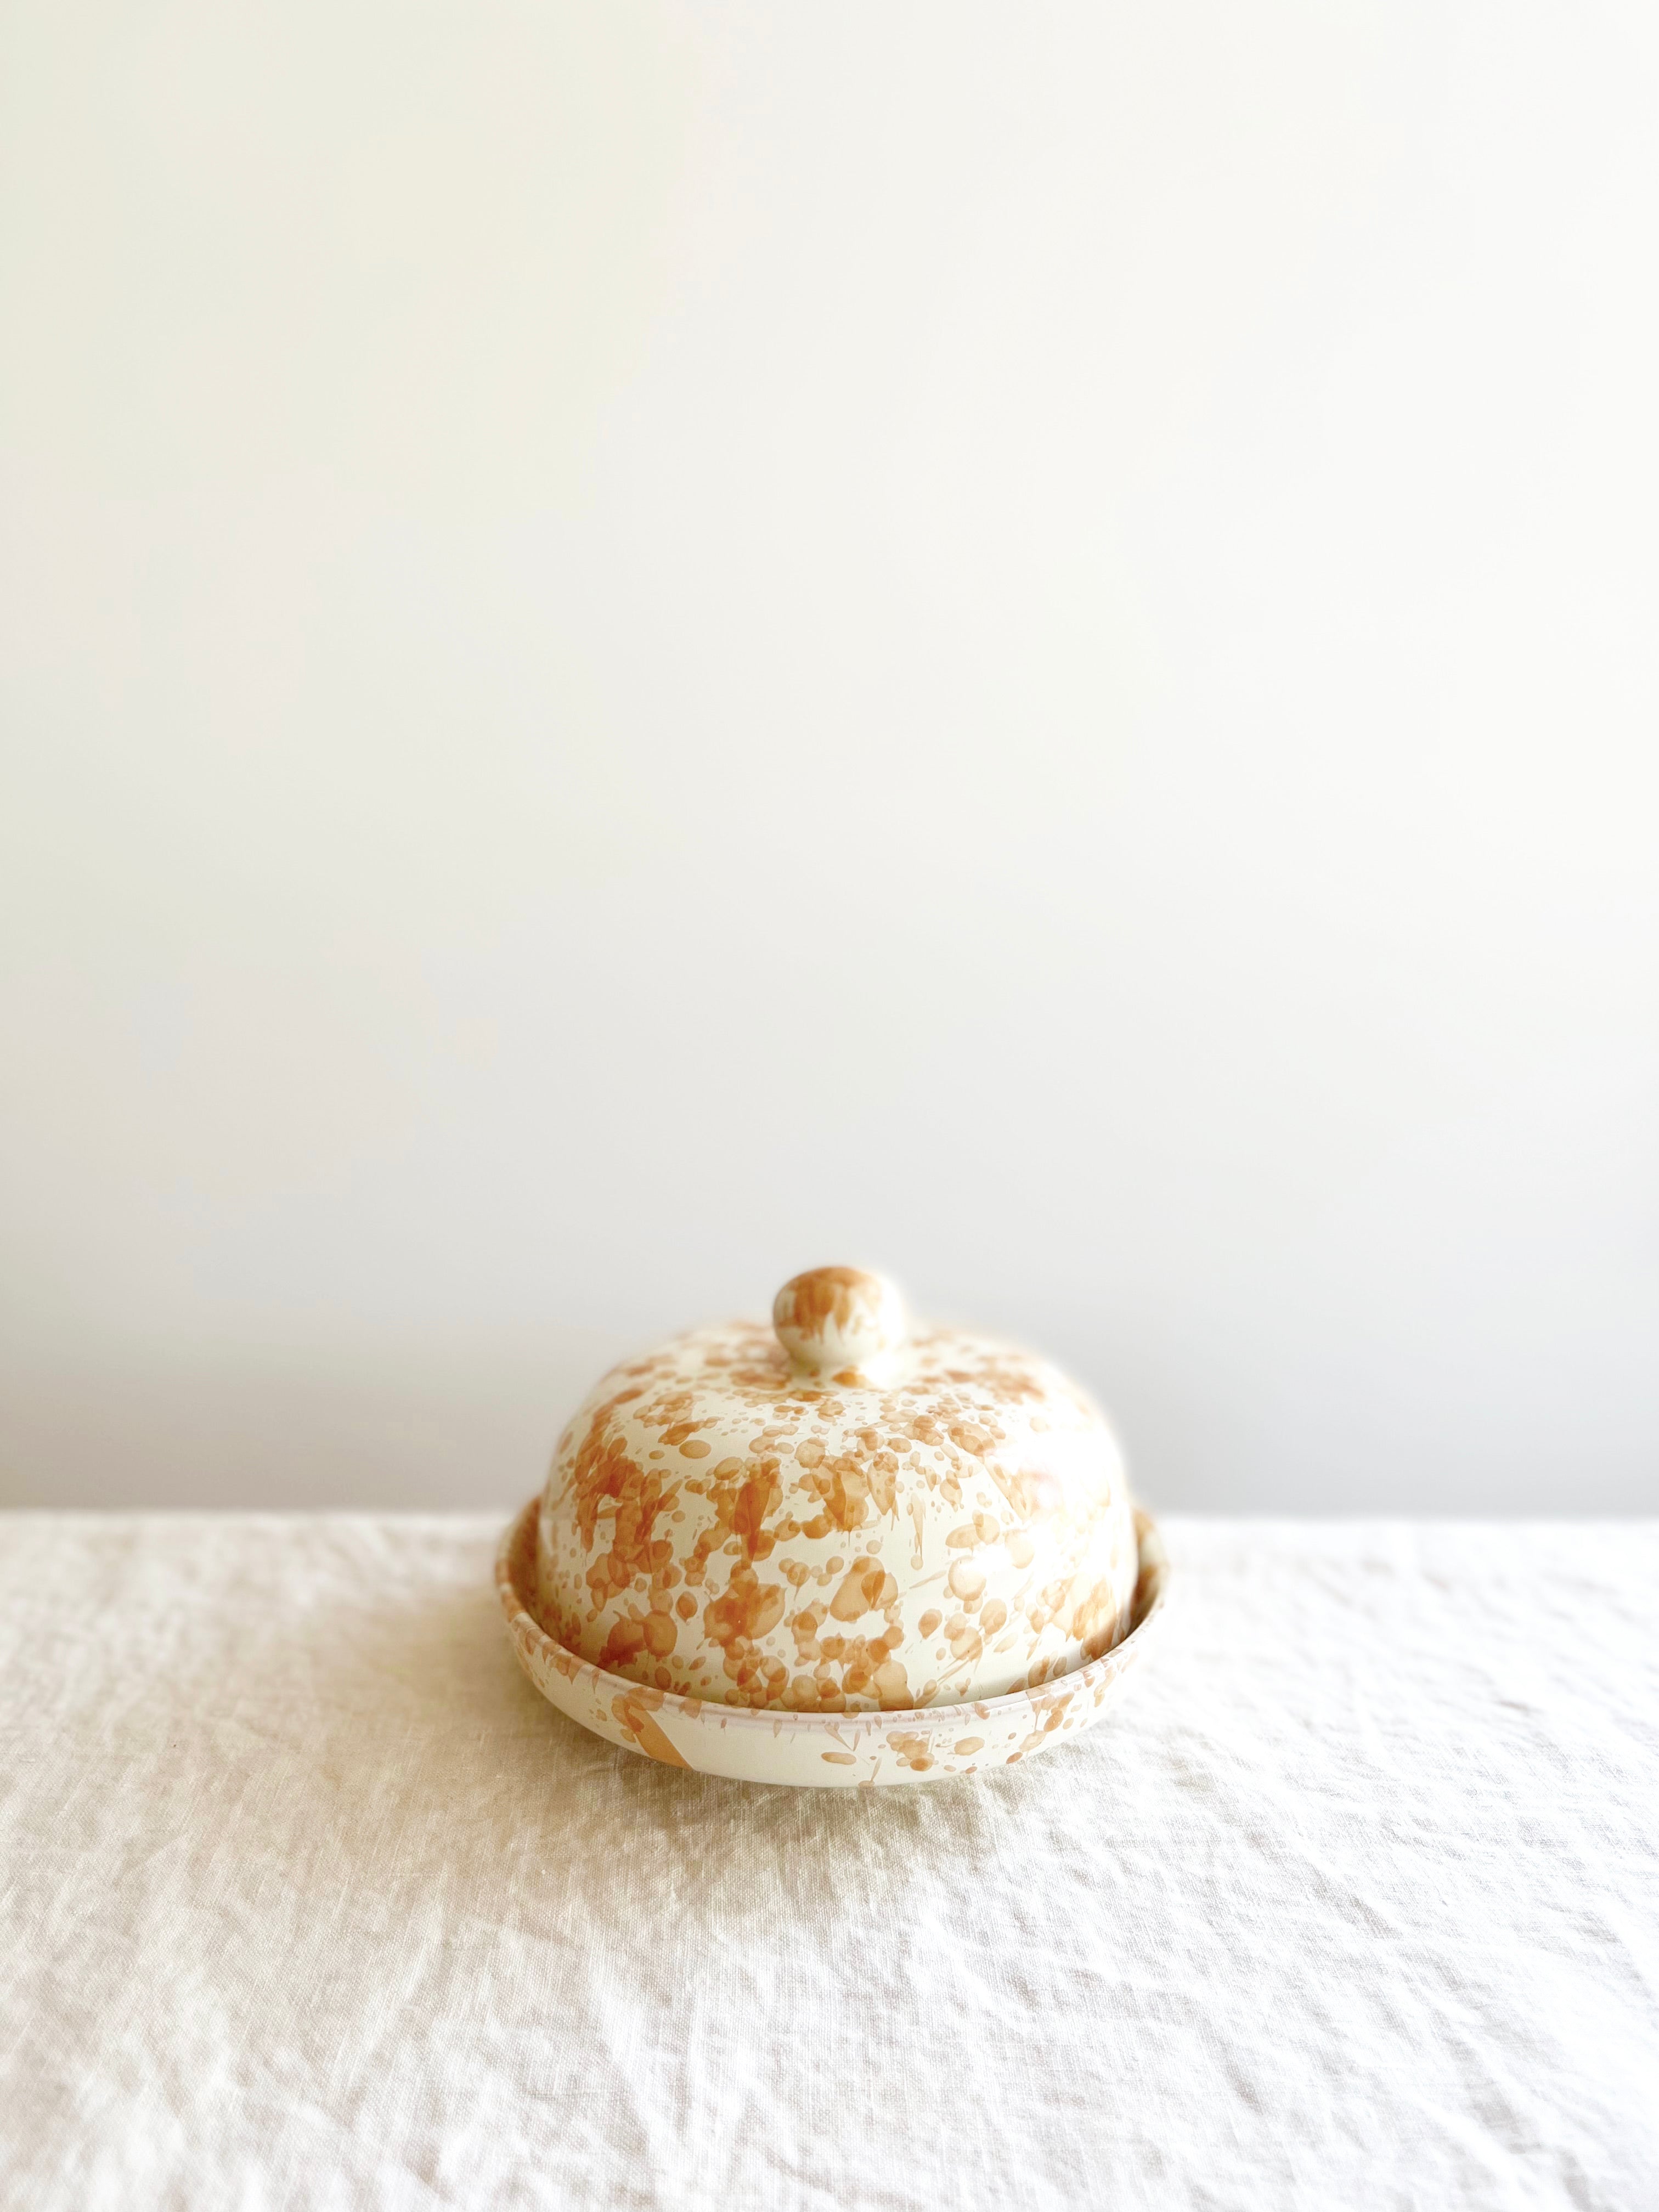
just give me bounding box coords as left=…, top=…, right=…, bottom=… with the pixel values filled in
left=496, top=1495, right=1169, bottom=1739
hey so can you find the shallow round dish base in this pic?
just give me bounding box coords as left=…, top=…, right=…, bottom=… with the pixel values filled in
left=496, top=1499, right=1169, bottom=1787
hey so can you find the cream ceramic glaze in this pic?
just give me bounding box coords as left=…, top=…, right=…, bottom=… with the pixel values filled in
left=533, top=1267, right=1139, bottom=1716
left=500, top=1498, right=1167, bottom=1785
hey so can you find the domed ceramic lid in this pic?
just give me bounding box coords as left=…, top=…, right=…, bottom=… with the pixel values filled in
left=535, top=1267, right=1138, bottom=1715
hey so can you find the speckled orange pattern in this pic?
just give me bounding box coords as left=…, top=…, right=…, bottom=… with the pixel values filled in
left=498, top=1497, right=1169, bottom=1786
left=534, top=1269, right=1140, bottom=1719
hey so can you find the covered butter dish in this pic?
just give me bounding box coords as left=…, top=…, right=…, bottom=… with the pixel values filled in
left=498, top=1267, right=1167, bottom=1786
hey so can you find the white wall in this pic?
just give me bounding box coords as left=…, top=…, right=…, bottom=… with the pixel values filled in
left=3, top=0, right=1656, bottom=1513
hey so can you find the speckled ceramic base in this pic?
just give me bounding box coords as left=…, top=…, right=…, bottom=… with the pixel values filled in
left=498, top=1498, right=1169, bottom=1786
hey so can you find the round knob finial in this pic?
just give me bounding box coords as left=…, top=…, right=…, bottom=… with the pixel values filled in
left=773, top=1267, right=906, bottom=1380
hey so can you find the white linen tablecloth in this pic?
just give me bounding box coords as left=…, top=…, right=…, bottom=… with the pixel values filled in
left=2, top=1513, right=1654, bottom=2211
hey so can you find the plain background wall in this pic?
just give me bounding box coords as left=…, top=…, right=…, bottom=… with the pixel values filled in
left=3, top=0, right=1656, bottom=1514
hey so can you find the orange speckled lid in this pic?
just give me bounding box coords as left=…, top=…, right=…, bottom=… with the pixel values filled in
left=534, top=1267, right=1139, bottom=1716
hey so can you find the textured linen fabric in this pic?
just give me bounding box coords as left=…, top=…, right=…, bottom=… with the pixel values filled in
left=1, top=1515, right=1655, bottom=2212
